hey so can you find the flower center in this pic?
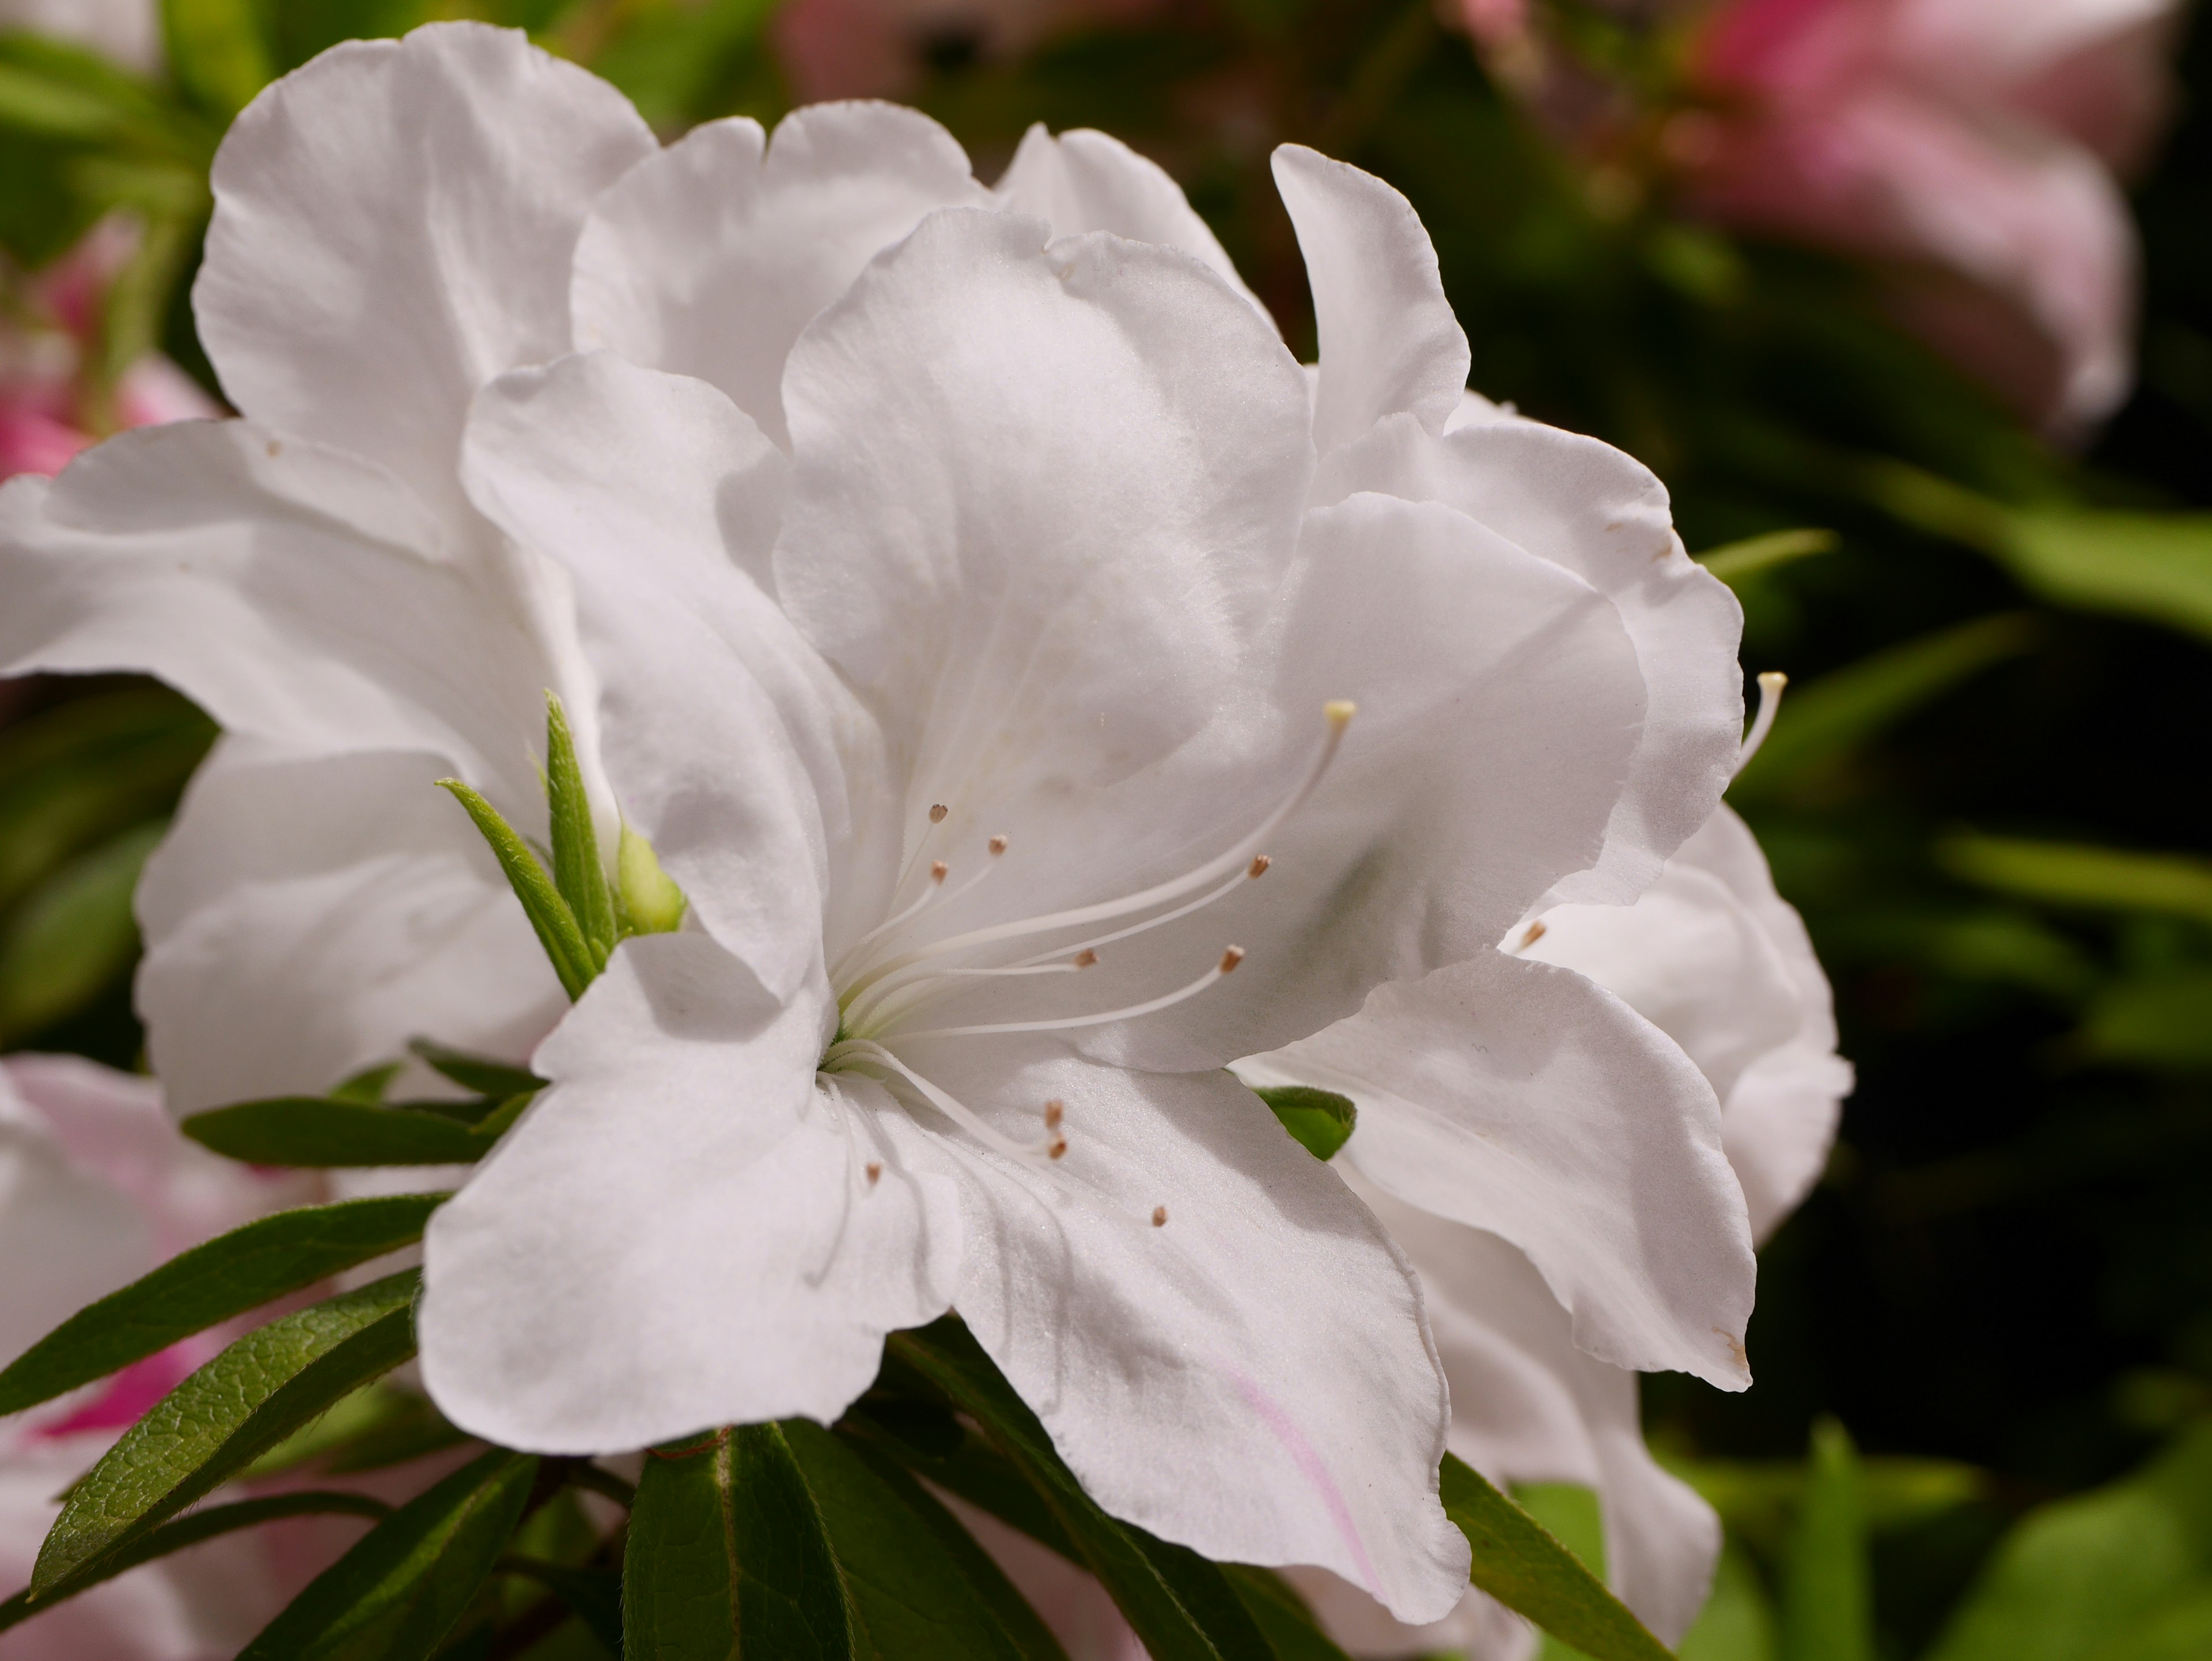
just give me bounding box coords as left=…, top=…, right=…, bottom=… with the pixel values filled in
left=817, top=702, right=1354, bottom=1166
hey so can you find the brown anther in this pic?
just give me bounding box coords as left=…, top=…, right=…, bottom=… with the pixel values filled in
left=1072, top=949, right=1099, bottom=968
left=1043, top=1099, right=1065, bottom=1129
left=865, top=1161, right=883, bottom=1187
left=265, top=438, right=282, bottom=459
left=1520, top=920, right=1547, bottom=948
left=1218, top=947, right=1246, bottom=975
left=1048, top=1138, right=1068, bottom=1160
left=1152, top=1206, right=1168, bottom=1227
left=1247, top=855, right=1271, bottom=879
left=929, top=803, right=949, bottom=823
left=987, top=834, right=1009, bottom=856
left=930, top=860, right=949, bottom=883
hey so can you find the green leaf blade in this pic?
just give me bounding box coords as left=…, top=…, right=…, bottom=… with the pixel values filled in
left=544, top=692, right=617, bottom=963
left=1440, top=1454, right=1673, bottom=1661
left=625, top=1425, right=855, bottom=1661
left=436, top=778, right=593, bottom=999
left=237, top=1448, right=538, bottom=1661
left=0, top=1194, right=442, bottom=1418
left=1253, top=1085, right=1357, bottom=1162
left=33, top=1272, right=421, bottom=1592
left=407, top=1038, right=545, bottom=1102
left=180, top=1098, right=487, bottom=1166
left=158, top=0, right=275, bottom=119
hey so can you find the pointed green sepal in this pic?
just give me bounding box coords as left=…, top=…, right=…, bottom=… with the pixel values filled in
left=617, top=821, right=687, bottom=936
left=544, top=691, right=617, bottom=967
left=435, top=778, right=593, bottom=1000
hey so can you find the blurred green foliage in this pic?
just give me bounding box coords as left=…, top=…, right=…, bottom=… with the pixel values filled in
left=0, top=0, right=2209, bottom=1651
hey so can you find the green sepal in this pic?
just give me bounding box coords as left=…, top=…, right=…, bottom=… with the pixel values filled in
left=0, top=1194, right=442, bottom=1418
left=882, top=1319, right=1279, bottom=1661
left=407, top=1037, right=546, bottom=1102
left=545, top=691, right=618, bottom=967
left=0, top=1492, right=392, bottom=1636
left=33, top=1272, right=421, bottom=1594
left=436, top=777, right=594, bottom=999
left=236, top=1448, right=539, bottom=1661
left=1441, top=1453, right=1673, bottom=1661
left=1253, top=1085, right=1357, bottom=1162
left=181, top=1097, right=488, bottom=1166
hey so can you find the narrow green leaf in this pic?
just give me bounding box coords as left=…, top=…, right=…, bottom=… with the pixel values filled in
left=35, top=1272, right=421, bottom=1591
left=1936, top=834, right=2212, bottom=930
left=1677, top=1542, right=1775, bottom=1661
left=408, top=1038, right=546, bottom=1102
left=241, top=1380, right=468, bottom=1480
left=466, top=1091, right=536, bottom=1149
left=1253, top=1085, right=1357, bottom=1162
left=0, top=819, right=162, bottom=1042
left=1781, top=1418, right=1872, bottom=1661
left=1440, top=1454, right=1673, bottom=1661
left=545, top=692, right=617, bottom=964
left=0, top=1194, right=441, bottom=1417
left=437, top=778, right=593, bottom=999
left=1694, top=528, right=1839, bottom=587
left=181, top=1098, right=487, bottom=1166
left=237, top=1448, right=537, bottom=1661
left=1221, top=1565, right=1357, bottom=1660
left=782, top=1419, right=1069, bottom=1660
left=625, top=1425, right=855, bottom=1661
left=1517, top=1483, right=1605, bottom=1661
left=159, top=0, right=274, bottom=119
left=2080, top=971, right=2212, bottom=1072
left=330, top=1062, right=404, bottom=1104
left=1729, top=614, right=2039, bottom=800
left=0, top=1492, right=391, bottom=1635
left=887, top=1319, right=1275, bottom=1661
left=0, top=60, right=128, bottom=139
left=501, top=1557, right=625, bottom=1652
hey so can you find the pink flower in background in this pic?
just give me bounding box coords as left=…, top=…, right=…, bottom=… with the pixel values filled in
left=0, top=218, right=218, bottom=483
left=1674, top=0, right=2180, bottom=433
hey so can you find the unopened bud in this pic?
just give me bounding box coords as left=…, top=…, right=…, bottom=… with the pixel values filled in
left=618, top=823, right=687, bottom=935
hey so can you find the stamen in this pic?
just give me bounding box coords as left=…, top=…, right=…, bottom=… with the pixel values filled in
left=1152, top=1206, right=1168, bottom=1227
left=843, top=705, right=1352, bottom=996
left=1049, top=1137, right=1068, bottom=1160
left=1248, top=855, right=1271, bottom=878
left=929, top=804, right=949, bottom=823
left=828, top=857, right=951, bottom=984
left=932, top=861, right=948, bottom=881
left=825, top=1039, right=1056, bottom=1163
left=1073, top=949, right=1098, bottom=968
left=1044, top=1099, right=1064, bottom=1128
left=893, top=948, right=1246, bottom=1042
left=1007, top=854, right=1264, bottom=970
left=1736, top=671, right=1786, bottom=775
left=866, top=1161, right=882, bottom=1186
left=988, top=834, right=1009, bottom=856
left=1518, top=920, right=1547, bottom=949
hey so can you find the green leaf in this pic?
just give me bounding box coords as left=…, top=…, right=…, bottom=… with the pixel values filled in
left=1219, top=1565, right=1355, bottom=1661
left=2079, top=971, right=2212, bottom=1071
left=159, top=0, right=274, bottom=119
left=544, top=692, right=616, bottom=965
left=241, top=1380, right=470, bottom=1480
left=1440, top=1454, right=1673, bottom=1661
left=1694, top=528, right=1839, bottom=587
left=0, top=1491, right=391, bottom=1636
left=885, top=1319, right=1276, bottom=1661
left=0, top=1194, right=442, bottom=1418
left=35, top=1271, right=421, bottom=1592
left=1927, top=1423, right=2212, bottom=1661
left=1677, top=1543, right=1775, bottom=1661
left=1729, top=613, right=2039, bottom=800
left=0, top=60, right=132, bottom=139
left=624, top=1425, right=854, bottom=1661
left=237, top=1448, right=537, bottom=1661
left=408, top=1038, right=546, bottom=1102
left=0, top=819, right=163, bottom=1042
left=181, top=1098, right=488, bottom=1166
left=1516, top=1484, right=1605, bottom=1661
left=501, top=1557, right=626, bottom=1653
left=784, top=1418, right=1071, bottom=1659
left=1253, top=1085, right=1356, bottom=1162
left=1780, top=1418, right=1872, bottom=1661
left=437, top=778, right=593, bottom=1000
left=330, top=1062, right=404, bottom=1104
left=2094, top=1584, right=2212, bottom=1661
left=1936, top=835, right=2212, bottom=930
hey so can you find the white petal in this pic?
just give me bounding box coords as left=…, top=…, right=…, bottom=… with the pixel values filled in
left=1661, top=807, right=1850, bottom=1243
left=1065, top=491, right=1645, bottom=1072
left=461, top=351, right=861, bottom=1004
left=1302, top=1182, right=1722, bottom=1652
left=993, top=123, right=1269, bottom=319
left=1238, top=948, right=1755, bottom=1388
left=1271, top=145, right=1470, bottom=455
left=908, top=1038, right=1470, bottom=1625
left=137, top=740, right=561, bottom=1114
left=419, top=933, right=961, bottom=1452
left=1316, top=411, right=1744, bottom=906
left=0, top=420, right=584, bottom=818
left=195, top=22, right=653, bottom=524
left=571, top=102, right=987, bottom=448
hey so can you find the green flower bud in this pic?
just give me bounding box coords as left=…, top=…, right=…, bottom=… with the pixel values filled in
left=618, top=823, right=686, bottom=936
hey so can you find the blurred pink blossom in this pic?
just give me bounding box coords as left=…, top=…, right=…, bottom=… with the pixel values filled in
left=0, top=1055, right=450, bottom=1660
left=0, top=218, right=218, bottom=483
left=1675, top=0, right=2180, bottom=433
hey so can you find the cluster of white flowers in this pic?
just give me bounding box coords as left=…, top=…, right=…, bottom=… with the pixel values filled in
left=0, top=22, right=1850, bottom=1657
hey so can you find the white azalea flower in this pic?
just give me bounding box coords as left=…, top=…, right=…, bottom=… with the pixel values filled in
left=0, top=19, right=1755, bottom=1621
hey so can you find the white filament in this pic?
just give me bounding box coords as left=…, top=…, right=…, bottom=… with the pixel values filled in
left=1736, top=671, right=1787, bottom=775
